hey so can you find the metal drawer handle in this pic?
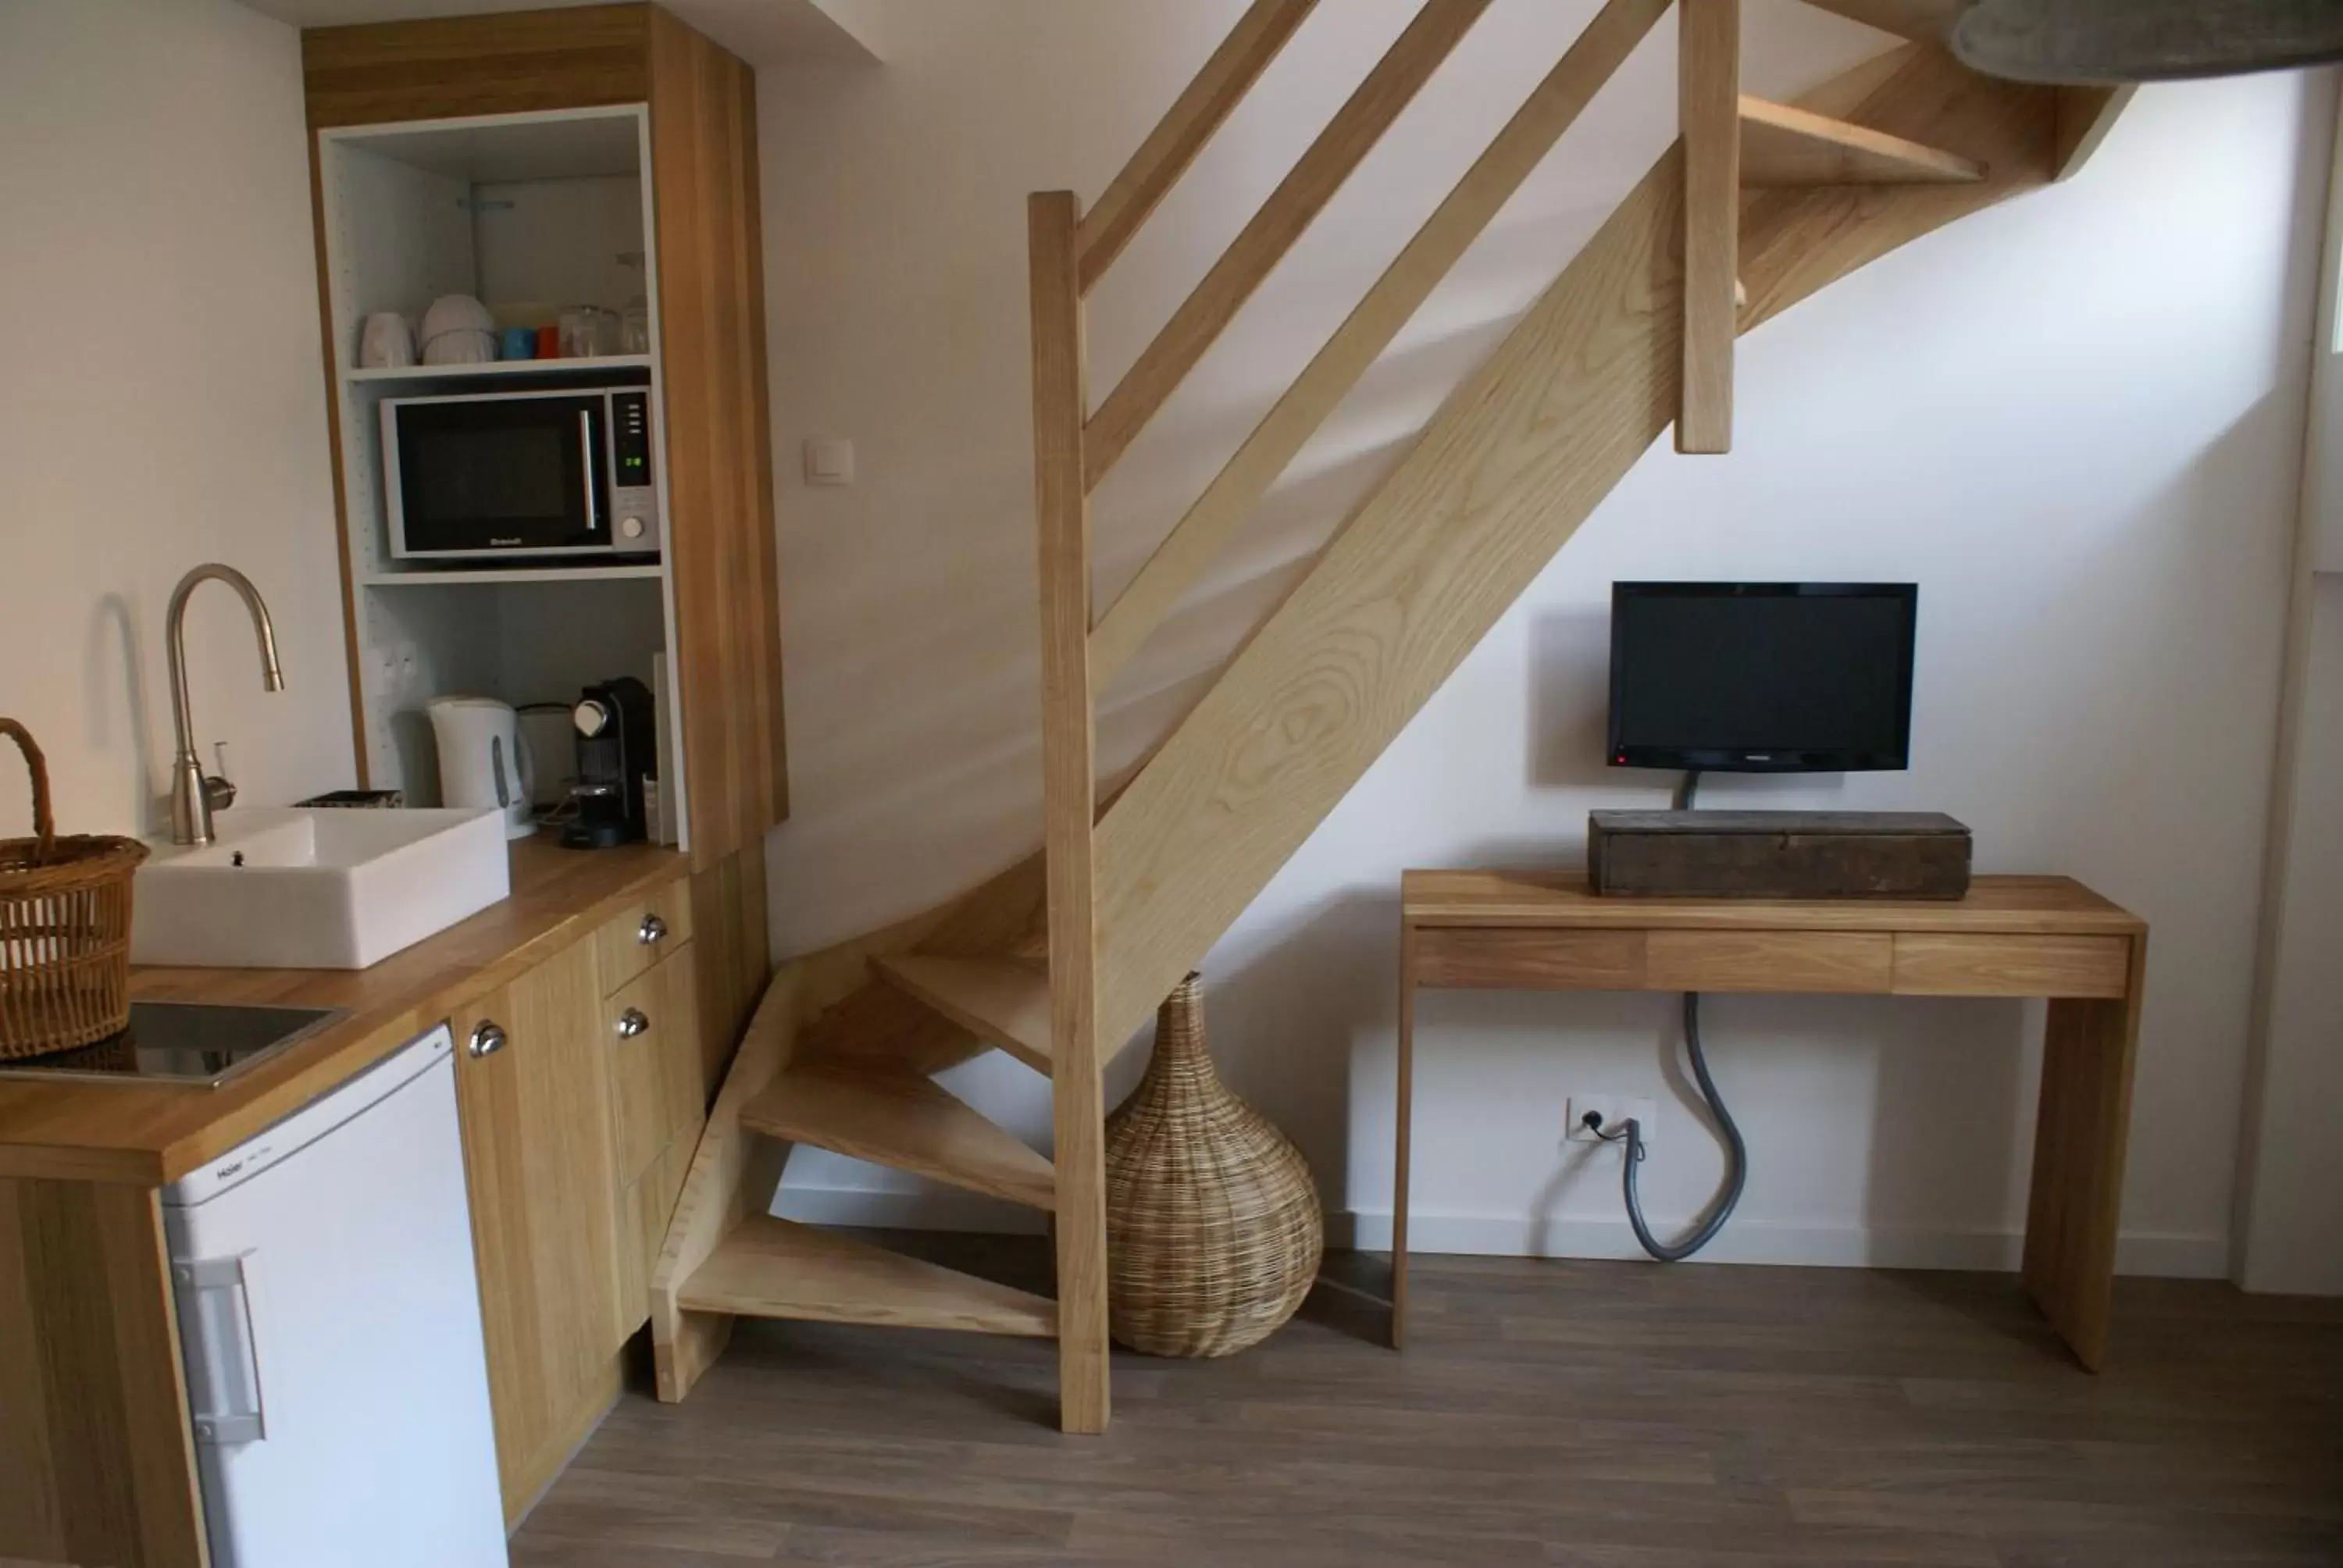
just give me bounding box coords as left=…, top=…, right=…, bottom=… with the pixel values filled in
left=615, top=1007, right=650, bottom=1040
left=638, top=913, right=668, bottom=946
left=468, top=1021, right=507, bottom=1059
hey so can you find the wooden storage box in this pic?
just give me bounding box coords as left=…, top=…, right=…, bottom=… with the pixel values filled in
left=1587, top=811, right=1972, bottom=900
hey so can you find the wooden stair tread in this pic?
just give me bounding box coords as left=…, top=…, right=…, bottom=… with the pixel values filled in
left=1739, top=95, right=1985, bottom=187
left=872, top=955, right=1054, bottom=1074
left=740, top=1064, right=1055, bottom=1211
left=678, top=1216, right=1058, bottom=1337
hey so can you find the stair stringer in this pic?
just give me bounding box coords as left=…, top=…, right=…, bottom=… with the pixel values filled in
left=650, top=962, right=803, bottom=1402
left=1092, top=43, right=2055, bottom=1044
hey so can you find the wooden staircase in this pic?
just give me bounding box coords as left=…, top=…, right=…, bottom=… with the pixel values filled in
left=651, top=0, right=2132, bottom=1434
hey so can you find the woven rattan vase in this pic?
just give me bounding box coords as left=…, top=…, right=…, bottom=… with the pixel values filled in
left=1103, top=972, right=1322, bottom=1357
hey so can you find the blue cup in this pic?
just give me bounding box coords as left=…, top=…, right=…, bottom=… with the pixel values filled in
left=498, top=326, right=537, bottom=361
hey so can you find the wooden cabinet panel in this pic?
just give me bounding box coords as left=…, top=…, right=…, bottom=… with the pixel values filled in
left=301, top=7, right=651, bottom=128
left=1893, top=933, right=2131, bottom=998
left=452, top=938, right=625, bottom=1523
left=615, top=1130, right=697, bottom=1334
left=1645, top=930, right=1894, bottom=994
left=605, top=949, right=705, bottom=1187
left=0, top=1178, right=205, bottom=1568
left=595, top=877, right=696, bottom=998
left=690, top=844, right=771, bottom=1098
left=650, top=8, right=790, bottom=866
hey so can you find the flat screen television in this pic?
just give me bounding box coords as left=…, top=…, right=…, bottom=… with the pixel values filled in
left=1607, top=582, right=1917, bottom=772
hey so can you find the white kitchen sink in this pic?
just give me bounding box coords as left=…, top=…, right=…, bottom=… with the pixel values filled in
left=131, top=807, right=512, bottom=971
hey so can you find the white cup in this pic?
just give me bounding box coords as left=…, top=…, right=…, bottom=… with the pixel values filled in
left=358, top=312, right=415, bottom=369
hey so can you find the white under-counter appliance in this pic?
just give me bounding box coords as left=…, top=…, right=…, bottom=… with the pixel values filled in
left=380, top=379, right=660, bottom=561
left=163, top=1024, right=508, bottom=1566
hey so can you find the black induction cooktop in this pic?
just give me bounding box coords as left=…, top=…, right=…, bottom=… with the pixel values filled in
left=0, top=1002, right=348, bottom=1088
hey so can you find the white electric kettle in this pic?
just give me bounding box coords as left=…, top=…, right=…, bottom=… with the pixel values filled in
left=426, top=696, right=537, bottom=839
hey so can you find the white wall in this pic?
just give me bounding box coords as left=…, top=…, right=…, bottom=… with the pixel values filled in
left=0, top=0, right=351, bottom=842
left=754, top=1, right=2329, bottom=1273
left=2242, top=583, right=2343, bottom=1294
left=2238, top=98, right=2343, bottom=1296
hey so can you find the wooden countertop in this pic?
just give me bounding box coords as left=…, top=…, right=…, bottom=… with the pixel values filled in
left=0, top=838, right=688, bottom=1186
left=1402, top=871, right=2145, bottom=934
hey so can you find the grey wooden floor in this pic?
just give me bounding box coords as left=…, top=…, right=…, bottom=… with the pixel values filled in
left=512, top=1237, right=2343, bottom=1566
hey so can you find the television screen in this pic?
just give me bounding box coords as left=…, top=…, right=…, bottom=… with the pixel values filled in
left=1607, top=583, right=1917, bottom=772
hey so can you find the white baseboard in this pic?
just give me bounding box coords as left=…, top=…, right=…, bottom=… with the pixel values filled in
left=1334, top=1208, right=2231, bottom=1279
left=767, top=1185, right=2227, bottom=1279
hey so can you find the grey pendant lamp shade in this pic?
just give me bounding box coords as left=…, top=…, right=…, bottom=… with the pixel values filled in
left=1949, top=0, right=2343, bottom=84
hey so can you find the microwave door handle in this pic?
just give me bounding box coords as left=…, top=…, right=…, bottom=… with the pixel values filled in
left=580, top=408, right=601, bottom=534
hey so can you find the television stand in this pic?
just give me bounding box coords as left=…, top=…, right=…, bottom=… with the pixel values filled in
left=1389, top=870, right=2146, bottom=1370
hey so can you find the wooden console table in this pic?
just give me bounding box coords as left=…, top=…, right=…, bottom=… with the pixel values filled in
left=1393, top=871, right=2147, bottom=1369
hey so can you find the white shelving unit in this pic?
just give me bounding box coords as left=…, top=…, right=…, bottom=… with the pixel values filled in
left=361, top=565, right=665, bottom=588
left=316, top=105, right=687, bottom=839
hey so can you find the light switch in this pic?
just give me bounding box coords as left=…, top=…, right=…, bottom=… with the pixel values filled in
left=803, top=436, right=855, bottom=486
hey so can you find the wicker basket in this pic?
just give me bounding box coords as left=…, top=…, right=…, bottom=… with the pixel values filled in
left=1103, top=972, right=1323, bottom=1357
left=0, top=718, right=149, bottom=1059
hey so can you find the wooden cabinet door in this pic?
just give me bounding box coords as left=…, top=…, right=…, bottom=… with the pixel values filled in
left=650, top=9, right=789, bottom=864
left=604, top=950, right=707, bottom=1332
left=605, top=951, right=704, bottom=1185
left=452, top=937, right=624, bottom=1522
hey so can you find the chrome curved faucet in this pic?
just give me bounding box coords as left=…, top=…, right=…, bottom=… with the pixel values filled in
left=167, top=565, right=284, bottom=846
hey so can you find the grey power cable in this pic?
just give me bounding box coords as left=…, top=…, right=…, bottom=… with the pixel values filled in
left=1590, top=768, right=1748, bottom=1261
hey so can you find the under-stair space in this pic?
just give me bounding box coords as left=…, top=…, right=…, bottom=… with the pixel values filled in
left=653, top=0, right=2134, bottom=1435
left=679, top=1217, right=1058, bottom=1337
left=871, top=954, right=1054, bottom=1074
left=740, top=1060, right=1057, bottom=1212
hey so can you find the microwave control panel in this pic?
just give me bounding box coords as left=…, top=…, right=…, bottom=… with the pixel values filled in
left=610, top=390, right=661, bottom=551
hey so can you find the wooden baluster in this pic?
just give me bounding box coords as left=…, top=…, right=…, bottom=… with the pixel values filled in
left=1077, top=0, right=1321, bottom=294
left=1089, top=0, right=1673, bottom=685
left=1678, top=0, right=1740, bottom=454
left=1027, top=188, right=1111, bottom=1435
left=1083, top=0, right=1496, bottom=490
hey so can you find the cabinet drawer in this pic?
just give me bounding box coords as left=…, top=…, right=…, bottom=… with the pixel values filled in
left=1892, top=933, right=2131, bottom=998
left=604, top=950, right=706, bottom=1185
left=1413, top=927, right=1647, bottom=990
left=1646, top=930, right=1893, bottom=993
left=597, top=878, right=695, bottom=997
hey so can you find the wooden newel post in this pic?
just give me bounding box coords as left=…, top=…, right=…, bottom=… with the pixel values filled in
left=1027, top=188, right=1111, bottom=1435
left=1678, top=0, right=1741, bottom=454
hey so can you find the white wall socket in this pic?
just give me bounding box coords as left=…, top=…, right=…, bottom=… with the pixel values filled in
left=1567, top=1096, right=1656, bottom=1145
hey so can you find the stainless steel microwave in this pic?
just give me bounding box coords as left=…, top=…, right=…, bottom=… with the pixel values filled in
left=380, top=383, right=662, bottom=561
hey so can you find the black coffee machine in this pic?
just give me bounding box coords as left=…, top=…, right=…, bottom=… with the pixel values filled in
left=562, top=675, right=654, bottom=849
